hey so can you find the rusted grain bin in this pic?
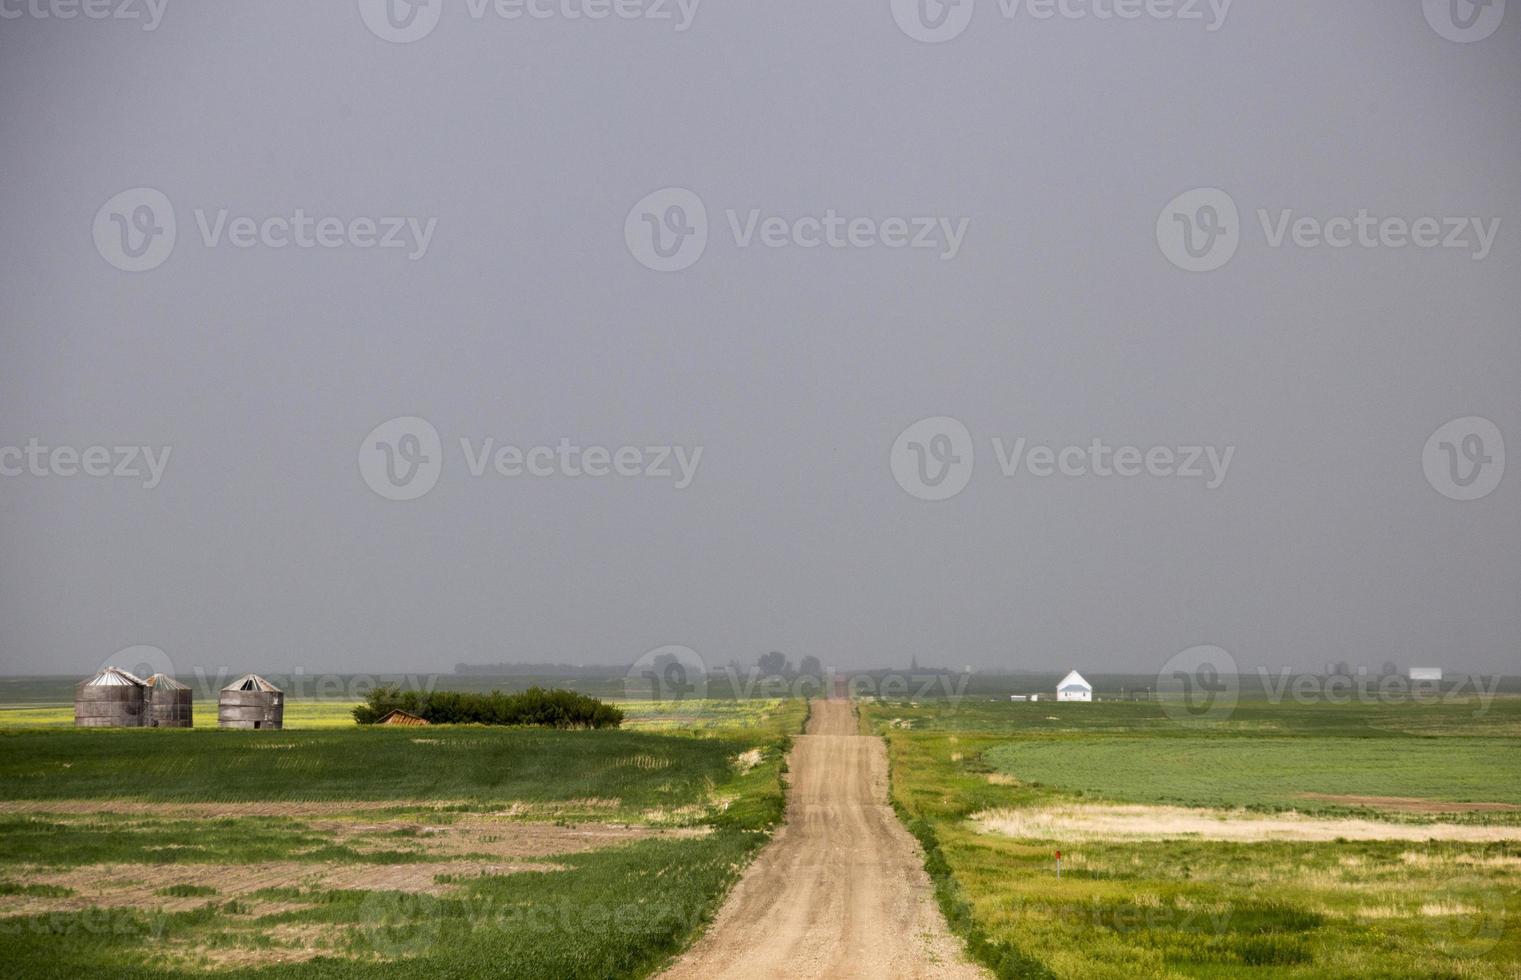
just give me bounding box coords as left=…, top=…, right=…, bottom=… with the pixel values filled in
left=218, top=673, right=284, bottom=730
left=144, top=673, right=193, bottom=728
left=74, top=667, right=147, bottom=728
left=377, top=709, right=429, bottom=726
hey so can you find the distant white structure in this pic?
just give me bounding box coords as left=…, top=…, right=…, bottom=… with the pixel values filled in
left=1009, top=694, right=1028, bottom=702
left=1409, top=667, right=1442, bottom=682
left=1056, top=670, right=1092, bottom=702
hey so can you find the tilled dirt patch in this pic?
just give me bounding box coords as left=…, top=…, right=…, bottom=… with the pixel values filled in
left=0, top=859, right=564, bottom=915
left=315, top=817, right=709, bottom=858
left=1296, top=793, right=1521, bottom=813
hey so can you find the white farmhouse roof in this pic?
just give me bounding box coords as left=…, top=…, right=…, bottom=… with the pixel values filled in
left=1056, top=670, right=1091, bottom=692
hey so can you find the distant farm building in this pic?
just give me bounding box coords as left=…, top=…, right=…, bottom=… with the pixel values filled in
left=218, top=674, right=285, bottom=730
left=74, top=667, right=147, bottom=728
left=1056, top=670, right=1092, bottom=702
left=377, top=709, right=429, bottom=726
left=1009, top=694, right=1028, bottom=702
left=1409, top=667, right=1442, bottom=682
left=144, top=673, right=193, bottom=728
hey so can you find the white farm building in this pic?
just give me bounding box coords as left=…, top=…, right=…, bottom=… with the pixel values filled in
left=1056, top=670, right=1092, bottom=702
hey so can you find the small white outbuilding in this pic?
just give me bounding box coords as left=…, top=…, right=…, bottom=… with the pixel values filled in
left=1056, top=670, right=1092, bottom=702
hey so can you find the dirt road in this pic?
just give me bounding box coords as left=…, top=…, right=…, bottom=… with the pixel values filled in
left=660, top=700, right=986, bottom=979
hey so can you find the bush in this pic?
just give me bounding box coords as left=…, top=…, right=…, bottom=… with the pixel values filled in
left=353, top=685, right=624, bottom=729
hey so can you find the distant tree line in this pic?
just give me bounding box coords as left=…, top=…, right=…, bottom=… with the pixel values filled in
left=453, top=662, right=621, bottom=677
left=753, top=652, right=824, bottom=678
left=354, top=685, right=623, bottom=728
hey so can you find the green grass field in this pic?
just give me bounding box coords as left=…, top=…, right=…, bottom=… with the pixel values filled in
left=867, top=696, right=1521, bottom=979
left=0, top=699, right=807, bottom=980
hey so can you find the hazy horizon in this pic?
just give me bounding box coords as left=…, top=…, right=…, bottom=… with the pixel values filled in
left=3, top=2, right=1518, bottom=681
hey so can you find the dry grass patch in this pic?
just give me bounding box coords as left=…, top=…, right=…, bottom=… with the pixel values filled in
left=972, top=803, right=1521, bottom=843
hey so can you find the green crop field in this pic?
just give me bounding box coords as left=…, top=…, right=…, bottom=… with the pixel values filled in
left=0, top=699, right=806, bottom=979
left=983, top=736, right=1521, bottom=814
left=866, top=696, right=1521, bottom=979
left=0, top=701, right=364, bottom=730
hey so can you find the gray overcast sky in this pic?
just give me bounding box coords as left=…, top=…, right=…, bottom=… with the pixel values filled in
left=1, top=0, right=1517, bottom=678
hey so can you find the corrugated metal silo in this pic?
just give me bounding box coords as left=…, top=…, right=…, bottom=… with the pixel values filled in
left=144, top=673, right=193, bottom=728
left=218, top=674, right=284, bottom=730
left=74, top=667, right=147, bottom=728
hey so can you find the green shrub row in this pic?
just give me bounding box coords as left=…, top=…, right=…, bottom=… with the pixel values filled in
left=352, top=685, right=623, bottom=728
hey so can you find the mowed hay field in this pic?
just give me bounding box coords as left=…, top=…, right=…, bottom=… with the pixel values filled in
left=0, top=700, right=806, bottom=979
left=867, top=697, right=1521, bottom=979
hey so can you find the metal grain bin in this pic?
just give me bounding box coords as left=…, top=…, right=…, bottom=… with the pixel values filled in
left=218, top=673, right=284, bottom=730
left=144, top=673, right=193, bottom=728
left=74, top=667, right=147, bottom=728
